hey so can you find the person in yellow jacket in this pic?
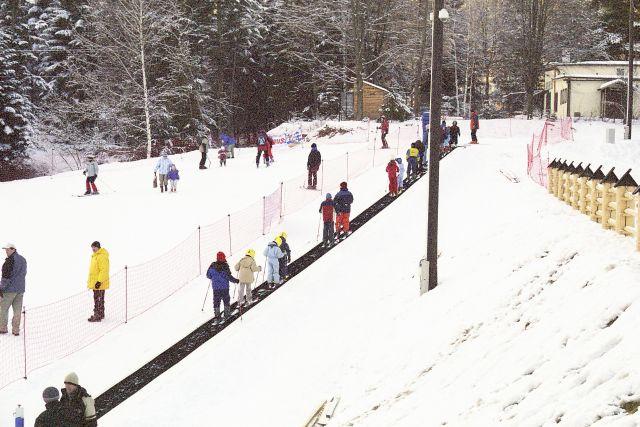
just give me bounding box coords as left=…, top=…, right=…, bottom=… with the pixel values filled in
left=87, top=241, right=109, bottom=322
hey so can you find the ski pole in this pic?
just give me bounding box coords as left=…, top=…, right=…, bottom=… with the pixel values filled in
left=201, top=282, right=210, bottom=312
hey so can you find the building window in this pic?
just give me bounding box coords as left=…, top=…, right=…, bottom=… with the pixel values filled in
left=560, top=88, right=568, bottom=105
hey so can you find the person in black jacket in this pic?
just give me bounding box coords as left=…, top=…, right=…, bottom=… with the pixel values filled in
left=35, top=387, right=64, bottom=427
left=307, top=143, right=322, bottom=189
left=59, top=372, right=97, bottom=427
left=276, top=232, right=291, bottom=279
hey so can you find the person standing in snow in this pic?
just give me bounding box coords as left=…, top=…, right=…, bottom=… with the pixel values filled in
left=218, top=146, right=227, bottom=167
left=83, top=155, right=99, bottom=195
left=319, top=193, right=335, bottom=247
left=59, top=372, right=97, bottom=427
left=386, top=158, right=399, bottom=196
left=0, top=243, right=26, bottom=335
left=263, top=240, right=284, bottom=289
left=87, top=241, right=109, bottom=322
left=206, top=251, right=239, bottom=321
left=256, top=130, right=270, bottom=168
left=450, top=121, right=461, bottom=147
left=220, top=132, right=236, bottom=159
left=276, top=232, right=291, bottom=280
left=167, top=164, right=180, bottom=192
left=396, top=158, right=405, bottom=193
left=154, top=152, right=174, bottom=193
left=441, top=120, right=451, bottom=153
left=234, top=249, right=261, bottom=307
left=35, top=387, right=63, bottom=427
left=199, top=138, right=208, bottom=169
left=334, top=182, right=354, bottom=239
left=470, top=109, right=479, bottom=144
left=414, top=139, right=425, bottom=173
left=379, top=115, right=390, bottom=149
left=406, top=142, right=419, bottom=180
left=307, top=143, right=322, bottom=189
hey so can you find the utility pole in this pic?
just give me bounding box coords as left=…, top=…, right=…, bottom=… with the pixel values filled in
left=626, top=0, right=635, bottom=140
left=420, top=0, right=446, bottom=294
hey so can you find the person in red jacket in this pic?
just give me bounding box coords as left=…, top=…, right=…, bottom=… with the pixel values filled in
left=470, top=109, right=479, bottom=144
left=319, top=193, right=335, bottom=247
left=379, top=115, right=390, bottom=149
left=386, top=159, right=399, bottom=196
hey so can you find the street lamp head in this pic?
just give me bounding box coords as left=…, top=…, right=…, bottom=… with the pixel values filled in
left=439, top=8, right=450, bottom=22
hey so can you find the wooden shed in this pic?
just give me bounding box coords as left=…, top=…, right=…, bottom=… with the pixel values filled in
left=346, top=81, right=390, bottom=119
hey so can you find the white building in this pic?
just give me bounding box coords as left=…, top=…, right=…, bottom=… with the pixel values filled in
left=544, top=61, right=640, bottom=119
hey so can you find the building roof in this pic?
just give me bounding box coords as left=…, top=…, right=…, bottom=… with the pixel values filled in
left=599, top=79, right=627, bottom=90
left=550, top=74, right=640, bottom=81
left=549, top=61, right=640, bottom=66
left=363, top=81, right=390, bottom=93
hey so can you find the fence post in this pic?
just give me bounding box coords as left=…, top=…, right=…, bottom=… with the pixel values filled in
left=346, top=152, right=349, bottom=181
left=280, top=182, right=284, bottom=220
left=228, top=214, right=232, bottom=255
left=262, top=196, right=266, bottom=235
left=124, top=266, right=128, bottom=323
left=22, top=306, right=26, bottom=379
left=197, top=226, right=201, bottom=275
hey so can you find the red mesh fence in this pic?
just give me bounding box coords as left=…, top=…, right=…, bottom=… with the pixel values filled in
left=527, top=118, right=573, bottom=187
left=0, top=140, right=436, bottom=390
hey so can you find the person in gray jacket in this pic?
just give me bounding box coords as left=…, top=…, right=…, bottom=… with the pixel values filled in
left=83, top=155, right=99, bottom=195
left=263, top=241, right=284, bottom=289
left=0, top=243, right=27, bottom=335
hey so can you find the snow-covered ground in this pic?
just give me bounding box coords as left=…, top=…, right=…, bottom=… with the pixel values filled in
left=3, top=118, right=639, bottom=425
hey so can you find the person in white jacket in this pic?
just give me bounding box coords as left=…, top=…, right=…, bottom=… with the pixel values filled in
left=154, top=152, right=174, bottom=193
left=83, top=155, right=99, bottom=195
left=263, top=241, right=284, bottom=289
left=395, top=157, right=405, bottom=192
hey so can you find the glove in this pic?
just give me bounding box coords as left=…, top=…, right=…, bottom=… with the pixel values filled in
left=95, top=282, right=101, bottom=289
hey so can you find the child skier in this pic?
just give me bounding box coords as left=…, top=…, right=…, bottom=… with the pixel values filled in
left=218, top=147, right=227, bottom=167
left=449, top=121, right=461, bottom=147
left=275, top=232, right=291, bottom=280
left=83, top=155, right=99, bottom=195
left=406, top=142, right=419, bottom=180
left=153, top=152, right=174, bottom=193
left=167, top=164, right=179, bottom=192
left=234, top=249, right=262, bottom=307
left=206, top=251, right=239, bottom=323
left=396, top=158, right=405, bottom=192
left=379, top=115, right=390, bottom=149
left=319, top=193, right=335, bottom=247
left=386, top=158, right=399, bottom=196
left=263, top=240, right=284, bottom=289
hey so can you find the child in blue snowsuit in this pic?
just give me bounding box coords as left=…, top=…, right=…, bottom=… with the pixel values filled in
left=395, top=158, right=405, bottom=192
left=206, top=251, right=239, bottom=321
left=263, top=241, right=284, bottom=288
left=167, top=164, right=179, bottom=192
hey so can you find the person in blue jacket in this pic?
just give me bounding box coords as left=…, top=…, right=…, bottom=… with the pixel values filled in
left=220, top=132, right=236, bottom=159
left=334, top=182, right=354, bottom=238
left=263, top=240, right=284, bottom=289
left=206, top=251, right=239, bottom=322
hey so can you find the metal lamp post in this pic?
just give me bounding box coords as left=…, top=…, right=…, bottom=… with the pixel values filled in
left=625, top=0, right=635, bottom=140
left=420, top=2, right=448, bottom=295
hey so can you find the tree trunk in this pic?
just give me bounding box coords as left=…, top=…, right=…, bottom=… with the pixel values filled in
left=353, top=0, right=364, bottom=120
left=413, top=0, right=430, bottom=115
left=138, top=0, right=153, bottom=158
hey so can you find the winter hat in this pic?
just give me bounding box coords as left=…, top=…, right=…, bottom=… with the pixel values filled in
left=91, top=241, right=100, bottom=249
left=42, top=387, right=60, bottom=403
left=64, top=372, right=79, bottom=386
left=311, top=143, right=317, bottom=149
left=326, top=193, right=332, bottom=199
left=340, top=181, right=347, bottom=189
left=216, top=251, right=226, bottom=262
left=246, top=249, right=256, bottom=258
left=2, top=243, right=16, bottom=250
left=396, top=158, right=402, bottom=164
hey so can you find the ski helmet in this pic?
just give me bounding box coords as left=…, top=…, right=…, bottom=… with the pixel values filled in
left=246, top=249, right=256, bottom=258
left=279, top=231, right=287, bottom=239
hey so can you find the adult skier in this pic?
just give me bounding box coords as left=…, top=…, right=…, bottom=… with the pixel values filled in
left=234, top=249, right=261, bottom=307
left=83, top=155, right=99, bottom=195
left=87, top=241, right=109, bottom=322
left=220, top=132, right=236, bottom=158
left=319, top=193, right=335, bottom=247
left=198, top=138, right=208, bottom=169
left=307, top=143, right=322, bottom=189
left=35, top=387, right=63, bottom=427
left=414, top=139, right=425, bottom=173
left=334, top=182, right=354, bottom=239
left=470, top=109, right=480, bottom=144
left=256, top=130, right=271, bottom=167
left=154, top=152, right=174, bottom=193
left=276, top=232, right=291, bottom=280
left=59, top=372, right=97, bottom=427
left=0, top=243, right=26, bottom=335
left=206, top=251, right=239, bottom=322
left=263, top=240, right=284, bottom=289
left=386, top=158, right=399, bottom=196
left=379, top=115, right=389, bottom=149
